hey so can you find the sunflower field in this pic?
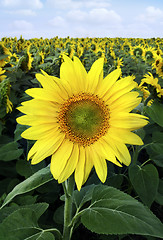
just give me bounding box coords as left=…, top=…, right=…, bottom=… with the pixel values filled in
left=0, top=36, right=163, bottom=240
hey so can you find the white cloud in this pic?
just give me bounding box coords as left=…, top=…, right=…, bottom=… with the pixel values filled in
left=67, top=10, right=87, bottom=21
left=2, top=0, right=43, bottom=9
left=80, top=0, right=111, bottom=9
left=46, top=0, right=82, bottom=9
left=67, top=8, right=122, bottom=26
left=137, top=6, right=163, bottom=23
left=7, top=9, right=36, bottom=16
left=46, top=0, right=110, bottom=10
left=89, top=8, right=122, bottom=24
left=12, top=20, right=34, bottom=30
left=49, top=16, right=66, bottom=27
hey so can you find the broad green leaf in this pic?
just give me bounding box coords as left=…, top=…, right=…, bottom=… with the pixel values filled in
left=105, top=174, right=124, bottom=189
left=24, top=232, right=55, bottom=240
left=0, top=206, right=55, bottom=240
left=150, top=154, right=163, bottom=167
left=14, top=124, right=28, bottom=141
left=73, top=184, right=96, bottom=209
left=147, top=143, right=163, bottom=156
left=0, top=203, right=48, bottom=223
left=152, top=131, right=163, bottom=143
left=144, top=101, right=163, bottom=127
left=0, top=165, right=54, bottom=209
left=81, top=185, right=163, bottom=238
left=129, top=164, right=159, bottom=207
left=53, top=205, right=64, bottom=225
left=0, top=141, right=23, bottom=161
left=155, top=179, right=163, bottom=205
left=0, top=208, right=39, bottom=240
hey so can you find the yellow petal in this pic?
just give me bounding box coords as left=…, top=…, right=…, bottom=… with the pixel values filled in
left=104, top=76, right=137, bottom=103
left=17, top=114, right=57, bottom=126
left=103, top=135, right=131, bottom=166
left=26, top=88, right=64, bottom=103
left=58, top=143, right=79, bottom=183
left=106, top=128, right=144, bottom=145
left=88, top=145, right=107, bottom=183
left=50, top=140, right=74, bottom=179
left=28, top=133, right=65, bottom=164
left=83, top=147, right=94, bottom=185
left=109, top=92, right=141, bottom=113
left=96, top=138, right=122, bottom=167
left=87, top=58, right=104, bottom=94
left=75, top=146, right=86, bottom=191
left=96, top=68, right=121, bottom=98
left=109, top=113, right=148, bottom=130
left=36, top=72, right=57, bottom=90
left=73, top=56, right=87, bottom=92
left=36, top=72, right=69, bottom=100
left=17, top=99, right=58, bottom=116
left=60, top=55, right=79, bottom=94
left=21, top=124, right=59, bottom=140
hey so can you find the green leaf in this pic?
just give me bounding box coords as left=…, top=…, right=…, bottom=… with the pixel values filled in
left=73, top=184, right=96, bottom=209
left=0, top=55, right=8, bottom=60
left=129, top=164, right=159, bottom=207
left=0, top=208, right=39, bottom=240
left=155, top=179, right=163, bottom=205
left=24, top=232, right=55, bottom=240
left=147, top=143, right=163, bottom=156
left=14, top=124, right=28, bottom=141
left=0, top=165, right=54, bottom=209
left=152, top=131, right=163, bottom=143
left=53, top=205, right=64, bottom=225
left=105, top=174, right=124, bottom=189
left=0, top=203, right=48, bottom=223
left=144, top=101, right=163, bottom=127
left=81, top=185, right=163, bottom=238
left=0, top=141, right=23, bottom=161
left=0, top=205, right=54, bottom=240
left=150, top=154, right=163, bottom=167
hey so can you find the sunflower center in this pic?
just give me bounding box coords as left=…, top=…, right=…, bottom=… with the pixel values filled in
left=58, top=93, right=110, bottom=146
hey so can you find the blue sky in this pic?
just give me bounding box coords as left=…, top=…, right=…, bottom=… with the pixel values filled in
left=0, top=0, right=163, bottom=39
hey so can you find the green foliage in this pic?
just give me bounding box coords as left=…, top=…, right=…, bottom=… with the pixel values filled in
left=144, top=101, right=163, bottom=127
left=129, top=164, right=159, bottom=207
left=81, top=185, right=163, bottom=238
left=0, top=203, right=56, bottom=240
left=0, top=36, right=163, bottom=240
left=0, top=141, right=23, bottom=161
left=0, top=165, right=53, bottom=209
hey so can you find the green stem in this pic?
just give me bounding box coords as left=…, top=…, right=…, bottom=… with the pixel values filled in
left=132, top=145, right=139, bottom=164
left=62, top=175, right=75, bottom=240
left=141, top=159, right=151, bottom=168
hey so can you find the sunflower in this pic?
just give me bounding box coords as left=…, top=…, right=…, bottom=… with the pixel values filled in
left=130, top=45, right=145, bottom=58
left=0, top=67, right=6, bottom=82
left=17, top=55, right=148, bottom=190
left=143, top=46, right=156, bottom=62
left=115, top=57, right=123, bottom=68
left=140, top=72, right=159, bottom=88
left=152, top=54, right=162, bottom=69
left=0, top=43, right=11, bottom=67
left=156, top=61, right=163, bottom=78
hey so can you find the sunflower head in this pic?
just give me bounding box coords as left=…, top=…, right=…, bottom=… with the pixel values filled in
left=17, top=55, right=148, bottom=190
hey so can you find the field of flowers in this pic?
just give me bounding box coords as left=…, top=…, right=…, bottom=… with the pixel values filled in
left=0, top=36, right=163, bottom=240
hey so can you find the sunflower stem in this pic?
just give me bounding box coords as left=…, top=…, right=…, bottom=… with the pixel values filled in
left=62, top=174, right=75, bottom=240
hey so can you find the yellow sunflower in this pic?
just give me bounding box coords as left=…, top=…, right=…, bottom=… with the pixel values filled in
left=0, top=67, right=6, bottom=82
left=17, top=55, right=148, bottom=190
